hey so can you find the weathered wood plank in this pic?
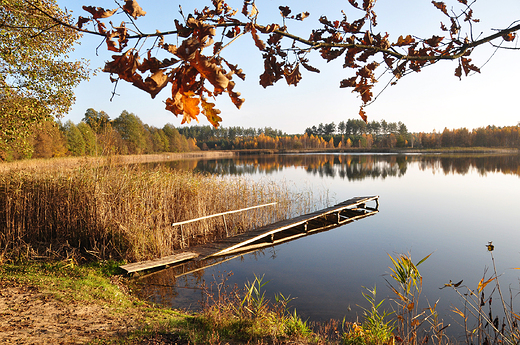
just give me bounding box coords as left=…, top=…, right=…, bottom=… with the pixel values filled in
left=202, top=196, right=379, bottom=258
left=120, top=252, right=199, bottom=273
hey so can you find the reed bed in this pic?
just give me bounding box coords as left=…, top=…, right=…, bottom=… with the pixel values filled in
left=0, top=161, right=314, bottom=262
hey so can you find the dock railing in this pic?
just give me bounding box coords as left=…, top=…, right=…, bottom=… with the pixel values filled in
left=172, top=202, right=278, bottom=247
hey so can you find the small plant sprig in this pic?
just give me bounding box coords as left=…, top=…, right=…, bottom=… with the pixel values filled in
left=446, top=242, right=520, bottom=345
left=343, top=286, right=395, bottom=345
left=385, top=252, right=447, bottom=345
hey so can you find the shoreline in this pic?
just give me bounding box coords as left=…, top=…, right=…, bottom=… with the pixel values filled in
left=229, top=147, right=519, bottom=155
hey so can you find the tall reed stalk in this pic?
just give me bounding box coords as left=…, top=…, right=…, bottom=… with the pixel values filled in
left=0, top=160, right=312, bottom=262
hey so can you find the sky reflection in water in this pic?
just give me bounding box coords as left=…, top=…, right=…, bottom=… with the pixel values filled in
left=138, top=153, right=520, bottom=337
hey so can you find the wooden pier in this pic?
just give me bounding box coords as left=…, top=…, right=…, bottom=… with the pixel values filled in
left=120, top=196, right=379, bottom=274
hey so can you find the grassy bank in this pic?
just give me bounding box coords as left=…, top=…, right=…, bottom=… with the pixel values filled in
left=2, top=247, right=516, bottom=344
left=0, top=157, right=319, bottom=263
left=0, top=260, right=339, bottom=344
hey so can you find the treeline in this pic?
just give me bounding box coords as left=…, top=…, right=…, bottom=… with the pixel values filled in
left=1, top=108, right=199, bottom=161
left=180, top=119, right=411, bottom=150
left=3, top=113, right=520, bottom=161
left=180, top=119, right=520, bottom=150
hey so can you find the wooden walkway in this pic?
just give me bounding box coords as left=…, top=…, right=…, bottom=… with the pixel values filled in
left=121, top=196, right=379, bottom=274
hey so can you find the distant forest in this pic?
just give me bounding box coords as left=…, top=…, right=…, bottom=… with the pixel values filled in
left=2, top=108, right=519, bottom=161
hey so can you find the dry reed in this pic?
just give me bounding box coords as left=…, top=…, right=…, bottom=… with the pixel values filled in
left=0, top=159, right=313, bottom=262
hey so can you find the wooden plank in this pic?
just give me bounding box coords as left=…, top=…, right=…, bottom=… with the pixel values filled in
left=205, top=196, right=379, bottom=257
left=120, top=252, right=199, bottom=273
left=171, top=202, right=277, bottom=226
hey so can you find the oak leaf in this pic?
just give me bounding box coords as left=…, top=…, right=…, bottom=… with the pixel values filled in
left=425, top=35, right=444, bottom=47
left=122, top=0, right=146, bottom=19
left=300, top=58, right=320, bottom=73
left=359, top=107, right=367, bottom=122
left=394, top=35, right=415, bottom=47
left=191, top=51, right=229, bottom=94
left=224, top=61, right=246, bottom=80
left=242, top=2, right=258, bottom=18
left=165, top=92, right=201, bottom=124
left=283, top=63, right=302, bottom=86
left=340, top=76, right=357, bottom=88
left=248, top=24, right=266, bottom=51
left=294, top=12, right=310, bottom=21
left=76, top=16, right=90, bottom=29
left=259, top=54, right=283, bottom=88
left=432, top=1, right=448, bottom=16
left=279, top=6, right=291, bottom=17
left=201, top=99, right=222, bottom=127
left=257, top=24, right=280, bottom=34
left=132, top=70, right=169, bottom=99
left=103, top=51, right=140, bottom=83
left=82, top=6, right=117, bottom=19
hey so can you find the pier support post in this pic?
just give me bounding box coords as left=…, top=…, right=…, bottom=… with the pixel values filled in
left=180, top=224, right=185, bottom=249
left=223, top=215, right=229, bottom=237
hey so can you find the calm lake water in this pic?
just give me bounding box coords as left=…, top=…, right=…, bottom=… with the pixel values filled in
left=137, top=153, right=520, bottom=336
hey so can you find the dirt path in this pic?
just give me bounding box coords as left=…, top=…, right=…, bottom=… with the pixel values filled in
left=0, top=280, right=137, bottom=344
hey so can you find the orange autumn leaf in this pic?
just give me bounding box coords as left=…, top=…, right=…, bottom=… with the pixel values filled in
left=165, top=92, right=201, bottom=124
left=181, top=94, right=200, bottom=123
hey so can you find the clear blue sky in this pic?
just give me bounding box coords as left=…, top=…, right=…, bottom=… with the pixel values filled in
left=59, top=0, right=520, bottom=134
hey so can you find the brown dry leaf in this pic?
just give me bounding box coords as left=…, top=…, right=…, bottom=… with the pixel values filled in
left=283, top=63, right=302, bottom=86
left=76, top=16, right=90, bottom=29
left=105, top=24, right=128, bottom=53
left=394, top=35, right=415, bottom=47
left=123, top=0, right=146, bottom=19
left=132, top=70, right=170, bottom=99
left=359, top=107, right=367, bottom=123
left=247, top=24, right=266, bottom=51
left=103, top=51, right=140, bottom=82
left=340, top=76, right=357, bottom=88
left=279, top=6, right=291, bottom=17
left=224, top=61, right=246, bottom=80
left=300, top=59, right=320, bottom=73
left=257, top=24, right=280, bottom=34
left=295, top=12, right=310, bottom=21
left=82, top=6, right=117, bottom=19
left=227, top=83, right=244, bottom=110
left=432, top=1, right=449, bottom=16
left=191, top=52, right=229, bottom=93
left=425, top=35, right=444, bottom=47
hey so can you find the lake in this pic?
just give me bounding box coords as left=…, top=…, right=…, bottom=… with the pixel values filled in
left=137, top=152, right=520, bottom=337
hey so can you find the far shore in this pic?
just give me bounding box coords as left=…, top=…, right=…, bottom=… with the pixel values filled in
left=1, top=147, right=518, bottom=172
